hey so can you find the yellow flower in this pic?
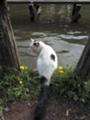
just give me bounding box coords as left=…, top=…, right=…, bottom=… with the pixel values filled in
left=19, top=80, right=23, bottom=84
left=55, top=66, right=64, bottom=74
left=59, top=70, right=64, bottom=74
left=20, top=64, right=28, bottom=72
left=58, top=66, right=64, bottom=70
left=20, top=65, right=25, bottom=71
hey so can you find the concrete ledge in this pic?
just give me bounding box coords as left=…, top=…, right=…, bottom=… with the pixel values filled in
left=7, top=0, right=90, bottom=4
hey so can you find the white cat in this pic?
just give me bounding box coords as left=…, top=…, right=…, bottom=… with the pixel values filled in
left=29, top=38, right=58, bottom=85
left=29, top=38, right=58, bottom=120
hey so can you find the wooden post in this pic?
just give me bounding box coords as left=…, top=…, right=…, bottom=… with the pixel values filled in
left=74, top=37, right=90, bottom=80
left=71, top=4, right=81, bottom=23
left=0, top=0, right=20, bottom=70
left=28, top=3, right=41, bottom=22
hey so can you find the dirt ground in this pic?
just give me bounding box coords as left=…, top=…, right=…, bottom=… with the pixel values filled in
left=4, top=95, right=90, bottom=120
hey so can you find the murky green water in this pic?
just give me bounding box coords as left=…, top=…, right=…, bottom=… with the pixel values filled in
left=9, top=4, right=90, bottom=69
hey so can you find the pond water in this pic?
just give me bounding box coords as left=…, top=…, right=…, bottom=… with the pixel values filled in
left=9, top=4, right=90, bottom=69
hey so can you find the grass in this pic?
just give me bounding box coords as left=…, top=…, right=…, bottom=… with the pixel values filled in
left=0, top=65, right=90, bottom=107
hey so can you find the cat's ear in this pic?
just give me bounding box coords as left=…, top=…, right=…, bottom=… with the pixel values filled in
left=31, top=38, right=34, bottom=42
left=29, top=38, right=34, bottom=46
left=30, top=38, right=37, bottom=47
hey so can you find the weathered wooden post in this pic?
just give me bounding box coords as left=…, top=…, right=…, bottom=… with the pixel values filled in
left=74, top=37, right=90, bottom=80
left=28, top=3, right=41, bottom=22
left=0, top=0, right=20, bottom=70
left=71, top=4, right=81, bottom=23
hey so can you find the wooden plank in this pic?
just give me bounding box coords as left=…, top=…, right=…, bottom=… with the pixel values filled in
left=7, top=0, right=90, bottom=4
